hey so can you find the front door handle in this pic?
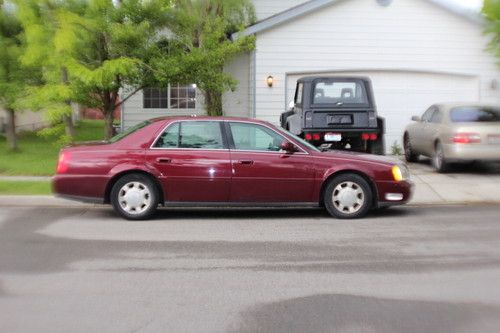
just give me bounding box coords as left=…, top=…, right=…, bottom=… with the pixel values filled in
left=238, top=160, right=254, bottom=165
left=156, top=158, right=172, bottom=164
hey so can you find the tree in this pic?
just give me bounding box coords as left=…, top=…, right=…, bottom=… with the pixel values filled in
left=483, top=0, right=500, bottom=61
left=154, top=0, right=256, bottom=116
left=45, top=0, right=172, bottom=139
left=0, top=1, right=39, bottom=150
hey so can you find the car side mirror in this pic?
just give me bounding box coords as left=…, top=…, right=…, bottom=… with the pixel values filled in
left=280, top=141, right=297, bottom=153
left=411, top=116, right=421, bottom=122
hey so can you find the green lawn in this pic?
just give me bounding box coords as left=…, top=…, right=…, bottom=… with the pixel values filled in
left=0, top=180, right=51, bottom=195
left=0, top=120, right=105, bottom=176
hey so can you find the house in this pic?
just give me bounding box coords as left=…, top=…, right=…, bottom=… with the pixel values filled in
left=121, top=0, right=500, bottom=149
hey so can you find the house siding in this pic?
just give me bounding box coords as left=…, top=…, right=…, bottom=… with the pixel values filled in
left=252, top=0, right=307, bottom=21
left=246, top=0, right=500, bottom=147
left=222, top=52, right=252, bottom=117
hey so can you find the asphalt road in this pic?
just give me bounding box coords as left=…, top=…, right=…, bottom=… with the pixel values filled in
left=1, top=205, right=500, bottom=333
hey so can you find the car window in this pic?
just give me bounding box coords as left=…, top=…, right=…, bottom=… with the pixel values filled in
left=153, top=123, right=179, bottom=148
left=450, top=106, right=500, bottom=123
left=295, top=83, right=303, bottom=105
left=229, top=122, right=286, bottom=152
left=153, top=121, right=223, bottom=149
left=313, top=80, right=367, bottom=105
left=421, top=107, right=436, bottom=122
left=430, top=110, right=442, bottom=123
left=109, top=120, right=151, bottom=143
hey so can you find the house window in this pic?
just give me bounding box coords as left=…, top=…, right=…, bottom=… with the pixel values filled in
left=143, top=84, right=197, bottom=109
left=143, top=87, right=168, bottom=109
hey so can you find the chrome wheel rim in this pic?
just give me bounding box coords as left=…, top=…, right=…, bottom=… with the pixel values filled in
left=332, top=181, right=365, bottom=214
left=118, top=181, right=151, bottom=215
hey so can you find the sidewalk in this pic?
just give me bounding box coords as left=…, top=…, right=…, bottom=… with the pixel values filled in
left=0, top=161, right=499, bottom=207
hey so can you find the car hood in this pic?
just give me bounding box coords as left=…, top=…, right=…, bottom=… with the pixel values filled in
left=318, top=150, right=402, bottom=166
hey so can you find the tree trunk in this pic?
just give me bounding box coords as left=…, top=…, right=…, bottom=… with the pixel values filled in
left=61, top=68, right=76, bottom=139
left=5, top=108, right=18, bottom=151
left=204, top=90, right=223, bottom=116
left=104, top=109, right=115, bottom=140
left=63, top=113, right=76, bottom=138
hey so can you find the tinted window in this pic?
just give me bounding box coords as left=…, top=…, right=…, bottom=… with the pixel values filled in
left=313, top=81, right=367, bottom=104
left=154, top=123, right=179, bottom=148
left=229, top=122, right=285, bottom=152
left=450, top=106, right=500, bottom=123
left=179, top=121, right=223, bottom=149
left=153, top=121, right=223, bottom=149
left=109, top=120, right=151, bottom=143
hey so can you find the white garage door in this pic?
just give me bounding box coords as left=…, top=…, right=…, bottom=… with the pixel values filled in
left=286, top=71, right=479, bottom=152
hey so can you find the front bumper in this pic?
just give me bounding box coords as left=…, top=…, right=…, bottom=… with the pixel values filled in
left=375, top=179, right=414, bottom=207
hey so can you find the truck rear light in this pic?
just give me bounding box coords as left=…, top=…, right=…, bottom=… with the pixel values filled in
left=452, top=133, right=481, bottom=144
left=369, top=133, right=378, bottom=141
left=56, top=151, right=70, bottom=174
left=313, top=133, right=321, bottom=141
left=305, top=133, right=313, bottom=141
left=361, top=133, right=370, bottom=141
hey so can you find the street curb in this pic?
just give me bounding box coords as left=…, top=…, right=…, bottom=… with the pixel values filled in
left=0, top=195, right=499, bottom=209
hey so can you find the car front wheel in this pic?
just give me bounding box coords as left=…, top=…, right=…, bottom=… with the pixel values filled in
left=324, top=174, right=373, bottom=219
left=404, top=135, right=419, bottom=162
left=110, top=174, right=160, bottom=220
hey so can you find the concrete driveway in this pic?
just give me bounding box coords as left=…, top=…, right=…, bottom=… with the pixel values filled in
left=408, top=159, right=500, bottom=205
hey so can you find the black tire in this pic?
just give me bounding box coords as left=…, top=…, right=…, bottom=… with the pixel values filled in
left=404, top=134, right=419, bottom=162
left=323, top=174, right=373, bottom=219
left=432, top=142, right=448, bottom=173
left=110, top=173, right=160, bottom=220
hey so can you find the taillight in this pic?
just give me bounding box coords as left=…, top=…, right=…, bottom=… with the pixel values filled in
left=305, top=133, right=321, bottom=141
left=452, top=133, right=481, bottom=144
left=56, top=151, right=70, bottom=174
left=361, top=133, right=378, bottom=141
left=305, top=133, right=313, bottom=141
left=313, top=133, right=321, bottom=141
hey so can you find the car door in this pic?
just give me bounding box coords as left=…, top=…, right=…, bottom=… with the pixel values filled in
left=146, top=120, right=231, bottom=202
left=227, top=121, right=316, bottom=203
left=412, top=107, right=436, bottom=154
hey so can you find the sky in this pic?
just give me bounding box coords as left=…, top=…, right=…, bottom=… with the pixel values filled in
left=451, top=0, right=483, bottom=10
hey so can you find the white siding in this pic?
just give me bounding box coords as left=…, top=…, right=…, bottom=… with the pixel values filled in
left=252, top=0, right=500, bottom=131
left=222, top=52, right=252, bottom=117
left=121, top=88, right=205, bottom=129
left=252, top=0, right=307, bottom=21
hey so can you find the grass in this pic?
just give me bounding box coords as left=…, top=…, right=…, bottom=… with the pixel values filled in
left=0, top=180, right=51, bottom=195
left=0, top=120, right=105, bottom=176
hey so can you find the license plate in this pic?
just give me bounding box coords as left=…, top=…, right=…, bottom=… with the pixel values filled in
left=324, top=133, right=342, bottom=142
left=488, top=135, right=500, bottom=145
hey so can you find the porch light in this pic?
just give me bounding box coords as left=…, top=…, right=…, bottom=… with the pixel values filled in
left=266, top=76, right=274, bottom=87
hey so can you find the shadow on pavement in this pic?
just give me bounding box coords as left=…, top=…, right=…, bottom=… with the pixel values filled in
left=411, top=158, right=500, bottom=175
left=230, top=294, right=500, bottom=333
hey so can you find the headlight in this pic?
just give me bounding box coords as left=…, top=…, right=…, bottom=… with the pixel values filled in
left=391, top=165, right=409, bottom=181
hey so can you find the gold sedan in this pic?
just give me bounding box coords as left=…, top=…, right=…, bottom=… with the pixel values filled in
left=403, top=103, right=500, bottom=172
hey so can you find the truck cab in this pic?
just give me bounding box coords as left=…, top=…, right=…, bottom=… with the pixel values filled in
left=280, top=76, right=385, bottom=154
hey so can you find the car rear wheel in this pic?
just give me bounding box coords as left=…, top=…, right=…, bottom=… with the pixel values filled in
left=432, top=142, right=448, bottom=173
left=111, top=174, right=160, bottom=220
left=324, top=174, right=373, bottom=219
left=404, top=135, right=419, bottom=162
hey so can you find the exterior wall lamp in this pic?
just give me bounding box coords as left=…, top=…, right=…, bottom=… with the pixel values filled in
left=266, top=75, right=274, bottom=87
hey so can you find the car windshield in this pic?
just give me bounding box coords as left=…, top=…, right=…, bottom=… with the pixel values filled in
left=109, top=120, right=152, bottom=143
left=313, top=80, right=368, bottom=105
left=275, top=126, right=320, bottom=152
left=450, top=106, right=500, bottom=123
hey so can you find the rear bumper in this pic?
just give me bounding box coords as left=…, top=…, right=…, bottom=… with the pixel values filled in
left=52, top=174, right=109, bottom=203
left=375, top=179, right=414, bottom=207
left=443, top=143, right=500, bottom=162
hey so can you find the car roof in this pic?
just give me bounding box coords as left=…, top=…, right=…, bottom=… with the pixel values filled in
left=434, top=103, right=500, bottom=112
left=149, top=115, right=271, bottom=125
left=296, top=76, right=371, bottom=83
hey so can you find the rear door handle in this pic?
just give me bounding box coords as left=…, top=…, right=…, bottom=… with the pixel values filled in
left=156, top=158, right=172, bottom=164
left=238, top=160, right=254, bottom=165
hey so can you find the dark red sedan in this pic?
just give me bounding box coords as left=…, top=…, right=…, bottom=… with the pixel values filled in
left=53, top=117, right=413, bottom=220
